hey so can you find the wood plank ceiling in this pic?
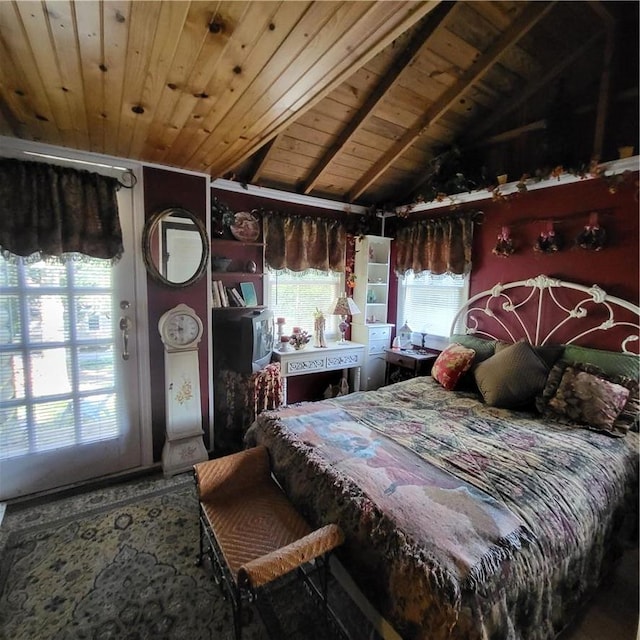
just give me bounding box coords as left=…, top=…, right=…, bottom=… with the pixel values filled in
left=0, top=1, right=637, bottom=208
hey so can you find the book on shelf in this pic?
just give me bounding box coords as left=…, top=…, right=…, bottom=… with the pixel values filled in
left=212, top=281, right=222, bottom=307
left=227, top=287, right=246, bottom=307
left=214, top=280, right=229, bottom=307
left=239, top=281, right=258, bottom=307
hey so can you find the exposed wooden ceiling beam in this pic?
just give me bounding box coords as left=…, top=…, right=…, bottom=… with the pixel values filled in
left=249, top=134, right=283, bottom=184
left=472, top=86, right=636, bottom=148
left=300, top=2, right=455, bottom=196
left=347, top=1, right=556, bottom=202
left=464, top=31, right=603, bottom=146
left=211, top=1, right=440, bottom=177
left=589, top=1, right=616, bottom=160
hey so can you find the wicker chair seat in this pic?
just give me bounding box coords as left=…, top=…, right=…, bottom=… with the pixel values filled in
left=194, top=446, right=344, bottom=638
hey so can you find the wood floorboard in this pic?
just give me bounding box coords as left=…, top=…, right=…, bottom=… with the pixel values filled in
left=559, top=547, right=639, bottom=640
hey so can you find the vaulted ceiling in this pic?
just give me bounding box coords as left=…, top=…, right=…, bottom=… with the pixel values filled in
left=0, top=1, right=637, bottom=207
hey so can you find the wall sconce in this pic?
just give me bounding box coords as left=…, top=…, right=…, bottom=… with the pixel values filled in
left=492, top=225, right=515, bottom=257
left=534, top=221, right=561, bottom=253
left=576, top=212, right=606, bottom=251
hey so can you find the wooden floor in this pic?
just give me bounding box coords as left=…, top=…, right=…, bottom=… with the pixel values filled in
left=560, top=547, right=639, bottom=640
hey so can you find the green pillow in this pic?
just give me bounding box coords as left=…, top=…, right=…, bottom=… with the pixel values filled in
left=563, top=345, right=639, bottom=381
left=450, top=334, right=496, bottom=363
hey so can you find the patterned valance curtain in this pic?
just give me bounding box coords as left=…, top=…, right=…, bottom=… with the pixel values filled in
left=395, top=212, right=474, bottom=275
left=0, top=158, right=123, bottom=262
left=264, top=212, right=345, bottom=272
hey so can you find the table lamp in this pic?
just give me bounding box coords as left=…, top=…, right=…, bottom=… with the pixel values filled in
left=331, top=295, right=360, bottom=343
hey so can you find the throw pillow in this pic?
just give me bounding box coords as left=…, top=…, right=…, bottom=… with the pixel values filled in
left=450, top=334, right=497, bottom=363
left=537, top=360, right=639, bottom=435
left=563, top=344, right=639, bottom=381
left=474, top=341, right=549, bottom=408
left=449, top=334, right=497, bottom=393
left=496, top=340, right=565, bottom=370
left=432, top=343, right=475, bottom=390
left=546, top=366, right=630, bottom=433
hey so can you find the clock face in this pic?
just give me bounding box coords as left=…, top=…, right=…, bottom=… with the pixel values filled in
left=163, top=312, right=201, bottom=348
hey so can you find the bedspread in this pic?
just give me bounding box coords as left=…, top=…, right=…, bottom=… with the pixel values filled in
left=246, top=377, right=639, bottom=640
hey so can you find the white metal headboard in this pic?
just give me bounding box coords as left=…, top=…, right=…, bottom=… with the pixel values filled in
left=451, top=274, right=640, bottom=354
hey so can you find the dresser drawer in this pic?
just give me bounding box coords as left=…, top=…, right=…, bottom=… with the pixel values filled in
left=368, top=340, right=389, bottom=356
left=367, top=325, right=391, bottom=341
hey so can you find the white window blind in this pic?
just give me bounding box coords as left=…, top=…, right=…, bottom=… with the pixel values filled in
left=0, top=256, right=120, bottom=459
left=397, top=272, right=469, bottom=338
left=266, top=268, right=343, bottom=337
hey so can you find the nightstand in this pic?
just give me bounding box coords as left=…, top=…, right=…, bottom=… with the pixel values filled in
left=384, top=348, right=440, bottom=385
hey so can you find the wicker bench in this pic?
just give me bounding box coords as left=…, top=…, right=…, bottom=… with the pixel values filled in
left=194, top=445, right=344, bottom=639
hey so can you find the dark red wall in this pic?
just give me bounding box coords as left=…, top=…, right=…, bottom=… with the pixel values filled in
left=470, top=175, right=639, bottom=305
left=388, top=173, right=639, bottom=350
left=142, top=172, right=637, bottom=449
left=211, top=186, right=369, bottom=403
left=144, top=167, right=210, bottom=460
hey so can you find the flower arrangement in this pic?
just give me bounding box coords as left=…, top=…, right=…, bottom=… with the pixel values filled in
left=533, top=222, right=561, bottom=253
left=576, top=212, right=606, bottom=251
left=289, top=328, right=310, bottom=350
left=492, top=226, right=515, bottom=257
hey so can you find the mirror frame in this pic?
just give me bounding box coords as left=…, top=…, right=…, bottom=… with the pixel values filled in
left=142, top=207, right=210, bottom=288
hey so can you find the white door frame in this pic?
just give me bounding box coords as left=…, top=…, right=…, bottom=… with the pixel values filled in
left=0, top=136, right=153, bottom=469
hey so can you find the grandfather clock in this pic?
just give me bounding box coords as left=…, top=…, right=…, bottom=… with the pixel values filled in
left=158, top=303, right=208, bottom=476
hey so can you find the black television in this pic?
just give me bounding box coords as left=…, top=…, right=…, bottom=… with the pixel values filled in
left=223, top=309, right=275, bottom=374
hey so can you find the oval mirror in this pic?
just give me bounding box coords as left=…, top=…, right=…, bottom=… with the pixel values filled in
left=142, top=207, right=210, bottom=288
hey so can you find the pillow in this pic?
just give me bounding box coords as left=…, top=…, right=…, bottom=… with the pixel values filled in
left=537, top=360, right=639, bottom=435
left=450, top=334, right=496, bottom=363
left=545, top=365, right=630, bottom=434
left=474, top=341, right=549, bottom=408
left=432, top=343, right=475, bottom=390
left=495, top=340, right=565, bottom=370
left=449, top=334, right=497, bottom=393
left=563, top=344, right=639, bottom=381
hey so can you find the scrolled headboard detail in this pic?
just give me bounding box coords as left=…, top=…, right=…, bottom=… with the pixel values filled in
left=451, top=274, right=640, bottom=354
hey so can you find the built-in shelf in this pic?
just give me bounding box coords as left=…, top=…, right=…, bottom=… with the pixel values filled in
left=213, top=271, right=264, bottom=277
left=212, top=306, right=265, bottom=312
left=211, top=238, right=264, bottom=247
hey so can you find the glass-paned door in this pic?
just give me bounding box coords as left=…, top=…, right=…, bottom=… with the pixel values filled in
left=0, top=189, right=141, bottom=499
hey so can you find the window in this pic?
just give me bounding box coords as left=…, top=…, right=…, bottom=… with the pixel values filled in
left=0, top=256, right=120, bottom=459
left=266, top=268, right=343, bottom=337
left=396, top=272, right=469, bottom=338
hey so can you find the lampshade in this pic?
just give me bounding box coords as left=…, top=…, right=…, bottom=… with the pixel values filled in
left=331, top=295, right=360, bottom=317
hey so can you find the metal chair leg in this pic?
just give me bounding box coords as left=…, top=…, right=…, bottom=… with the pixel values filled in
left=196, top=513, right=204, bottom=566
left=234, top=586, right=243, bottom=640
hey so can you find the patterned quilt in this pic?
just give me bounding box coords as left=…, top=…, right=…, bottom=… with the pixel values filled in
left=246, top=377, right=639, bottom=640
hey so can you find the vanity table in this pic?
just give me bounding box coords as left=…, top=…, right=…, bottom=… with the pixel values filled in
left=272, top=341, right=365, bottom=404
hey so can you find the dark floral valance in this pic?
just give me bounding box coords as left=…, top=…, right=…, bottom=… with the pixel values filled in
left=264, top=212, right=345, bottom=272
left=395, top=212, right=474, bottom=276
left=0, top=158, right=123, bottom=262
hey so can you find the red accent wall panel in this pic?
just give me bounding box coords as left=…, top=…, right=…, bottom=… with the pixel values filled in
left=144, top=167, right=209, bottom=461
left=470, top=176, right=639, bottom=307
left=388, top=174, right=638, bottom=351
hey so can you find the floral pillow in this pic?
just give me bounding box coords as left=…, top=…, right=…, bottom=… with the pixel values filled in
left=431, top=343, right=475, bottom=390
left=537, top=360, right=639, bottom=435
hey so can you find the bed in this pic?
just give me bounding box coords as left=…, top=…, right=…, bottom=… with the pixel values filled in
left=245, top=275, right=639, bottom=640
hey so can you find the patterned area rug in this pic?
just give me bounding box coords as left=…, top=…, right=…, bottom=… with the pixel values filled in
left=0, top=473, right=368, bottom=640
